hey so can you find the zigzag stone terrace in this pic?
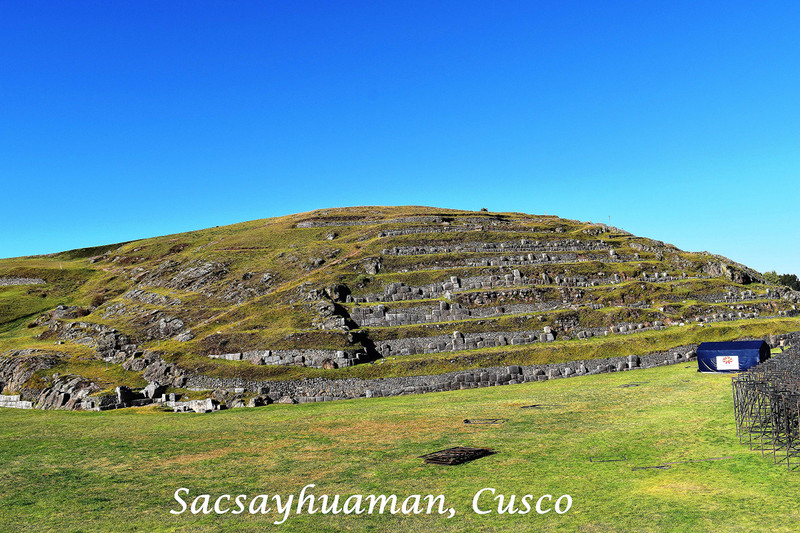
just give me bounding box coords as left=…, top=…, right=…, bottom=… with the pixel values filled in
left=1, top=208, right=798, bottom=412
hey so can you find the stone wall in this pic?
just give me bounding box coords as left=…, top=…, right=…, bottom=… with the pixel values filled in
left=462, top=252, right=621, bottom=267
left=209, top=348, right=364, bottom=368
left=296, top=216, right=444, bottom=228
left=184, top=344, right=705, bottom=404
left=7, top=333, right=798, bottom=412
left=359, top=311, right=795, bottom=358
left=352, top=271, right=602, bottom=304
left=381, top=239, right=611, bottom=256
left=167, top=397, right=221, bottom=413
left=374, top=223, right=609, bottom=238
left=0, top=277, right=45, bottom=286
left=371, top=322, right=673, bottom=357
left=349, top=300, right=564, bottom=328
left=353, top=273, right=533, bottom=304
left=0, top=394, right=33, bottom=409
left=296, top=215, right=573, bottom=230
left=351, top=270, right=729, bottom=305
left=375, top=329, right=554, bottom=357
left=184, top=332, right=800, bottom=406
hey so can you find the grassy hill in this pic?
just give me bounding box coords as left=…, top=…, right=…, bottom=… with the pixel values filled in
left=1, top=206, right=799, bottom=407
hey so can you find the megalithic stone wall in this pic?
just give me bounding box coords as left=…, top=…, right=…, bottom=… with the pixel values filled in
left=185, top=344, right=712, bottom=404
left=0, top=394, right=34, bottom=409
left=209, top=349, right=365, bottom=368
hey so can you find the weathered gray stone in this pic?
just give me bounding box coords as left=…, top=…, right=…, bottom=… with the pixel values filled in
left=142, top=381, right=166, bottom=399
left=116, top=386, right=134, bottom=405
left=174, top=331, right=195, bottom=342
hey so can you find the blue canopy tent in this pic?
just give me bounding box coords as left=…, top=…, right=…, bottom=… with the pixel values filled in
left=696, top=340, right=771, bottom=373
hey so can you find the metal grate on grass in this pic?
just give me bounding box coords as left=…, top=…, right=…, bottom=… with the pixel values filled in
left=589, top=455, right=628, bottom=463
left=631, top=457, right=733, bottom=471
left=420, top=447, right=497, bottom=465
left=463, top=418, right=507, bottom=425
left=619, top=382, right=649, bottom=388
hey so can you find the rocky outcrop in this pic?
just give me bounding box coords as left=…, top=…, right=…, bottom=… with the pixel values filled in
left=138, top=260, right=228, bottom=292
left=133, top=259, right=272, bottom=303
left=51, top=318, right=188, bottom=388
left=0, top=349, right=105, bottom=411
left=122, top=289, right=182, bottom=307
left=32, top=305, right=91, bottom=326
left=35, top=375, right=101, bottom=410
left=0, top=349, right=61, bottom=394
left=114, top=351, right=188, bottom=388
left=53, top=321, right=138, bottom=363
left=312, top=300, right=351, bottom=330
left=101, top=300, right=189, bottom=341
left=702, top=259, right=761, bottom=285
left=362, top=257, right=382, bottom=275
left=324, top=283, right=351, bottom=303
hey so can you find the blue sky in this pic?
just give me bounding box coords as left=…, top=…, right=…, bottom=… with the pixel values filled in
left=2, top=1, right=798, bottom=274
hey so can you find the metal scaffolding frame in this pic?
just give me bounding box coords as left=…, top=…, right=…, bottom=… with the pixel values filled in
left=732, top=349, right=800, bottom=471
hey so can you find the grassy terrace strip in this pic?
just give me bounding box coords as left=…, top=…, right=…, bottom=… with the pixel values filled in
left=364, top=263, right=704, bottom=286
left=8, top=318, right=796, bottom=388
left=3, top=363, right=800, bottom=532
left=153, top=317, right=800, bottom=382
left=358, top=309, right=785, bottom=341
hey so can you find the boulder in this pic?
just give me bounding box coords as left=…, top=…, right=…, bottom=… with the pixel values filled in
left=363, top=258, right=382, bottom=275
left=142, top=381, right=166, bottom=399
left=174, top=331, right=195, bottom=342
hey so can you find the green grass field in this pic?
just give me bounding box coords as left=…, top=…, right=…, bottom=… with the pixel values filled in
left=2, top=363, right=798, bottom=532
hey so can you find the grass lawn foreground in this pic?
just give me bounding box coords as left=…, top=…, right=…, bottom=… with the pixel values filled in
left=2, top=363, right=799, bottom=532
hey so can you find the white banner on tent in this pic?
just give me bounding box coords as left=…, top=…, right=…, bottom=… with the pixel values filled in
left=717, top=355, right=740, bottom=370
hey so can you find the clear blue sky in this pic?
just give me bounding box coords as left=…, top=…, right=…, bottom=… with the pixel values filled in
left=2, top=1, right=798, bottom=274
